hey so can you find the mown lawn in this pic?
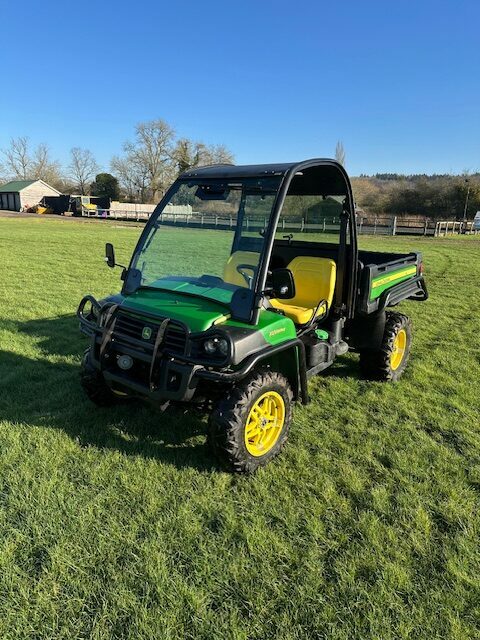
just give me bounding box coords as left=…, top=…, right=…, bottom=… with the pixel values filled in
left=1, top=217, right=480, bottom=640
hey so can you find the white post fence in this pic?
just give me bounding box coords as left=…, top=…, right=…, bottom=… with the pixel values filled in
left=80, top=208, right=478, bottom=237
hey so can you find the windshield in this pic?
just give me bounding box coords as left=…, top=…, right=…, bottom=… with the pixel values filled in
left=131, top=176, right=282, bottom=308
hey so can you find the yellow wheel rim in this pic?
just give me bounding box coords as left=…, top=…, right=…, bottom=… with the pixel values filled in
left=245, top=391, right=285, bottom=457
left=390, top=328, right=407, bottom=371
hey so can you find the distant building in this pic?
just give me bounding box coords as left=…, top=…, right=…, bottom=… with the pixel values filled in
left=474, top=211, right=480, bottom=231
left=0, top=179, right=61, bottom=211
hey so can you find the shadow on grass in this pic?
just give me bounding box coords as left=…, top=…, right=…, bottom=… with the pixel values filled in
left=1, top=314, right=220, bottom=472
left=3, top=313, right=363, bottom=470
left=321, top=354, right=362, bottom=380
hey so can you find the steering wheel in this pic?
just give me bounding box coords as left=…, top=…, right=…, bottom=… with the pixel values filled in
left=236, top=263, right=257, bottom=288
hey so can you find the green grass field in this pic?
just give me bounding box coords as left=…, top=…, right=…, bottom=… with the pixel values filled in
left=1, top=217, right=480, bottom=640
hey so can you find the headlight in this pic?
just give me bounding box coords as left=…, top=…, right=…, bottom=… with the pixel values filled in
left=203, top=336, right=229, bottom=357
left=217, top=338, right=229, bottom=356
left=204, top=338, right=218, bottom=354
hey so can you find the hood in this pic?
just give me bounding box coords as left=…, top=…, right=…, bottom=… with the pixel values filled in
left=120, top=282, right=232, bottom=333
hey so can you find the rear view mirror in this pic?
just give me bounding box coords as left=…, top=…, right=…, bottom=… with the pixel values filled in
left=272, top=268, right=295, bottom=299
left=105, top=242, right=115, bottom=268
left=195, top=184, right=230, bottom=201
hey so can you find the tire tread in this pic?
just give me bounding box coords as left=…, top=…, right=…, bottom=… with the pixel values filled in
left=208, top=370, right=293, bottom=473
left=359, top=311, right=412, bottom=382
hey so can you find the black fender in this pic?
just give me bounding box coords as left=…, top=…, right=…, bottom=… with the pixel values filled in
left=197, top=339, right=309, bottom=404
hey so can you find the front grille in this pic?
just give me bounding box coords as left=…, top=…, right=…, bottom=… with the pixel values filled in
left=113, top=311, right=187, bottom=355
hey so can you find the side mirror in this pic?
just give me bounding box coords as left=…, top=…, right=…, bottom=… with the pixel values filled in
left=105, top=242, right=115, bottom=268
left=230, top=287, right=255, bottom=323
left=272, top=268, right=295, bottom=299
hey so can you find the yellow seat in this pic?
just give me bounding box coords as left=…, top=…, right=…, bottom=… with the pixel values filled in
left=223, top=251, right=259, bottom=287
left=271, top=256, right=336, bottom=325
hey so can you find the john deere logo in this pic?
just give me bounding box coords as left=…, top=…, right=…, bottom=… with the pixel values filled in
left=142, top=326, right=152, bottom=340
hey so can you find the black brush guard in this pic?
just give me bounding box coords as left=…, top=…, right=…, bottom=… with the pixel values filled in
left=77, top=296, right=309, bottom=404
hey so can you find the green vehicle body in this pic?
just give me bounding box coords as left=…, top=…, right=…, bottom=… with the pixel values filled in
left=77, top=158, right=428, bottom=470
left=116, top=282, right=296, bottom=344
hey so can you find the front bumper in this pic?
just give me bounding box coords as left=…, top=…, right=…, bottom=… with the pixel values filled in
left=92, top=347, right=203, bottom=402
left=78, top=296, right=207, bottom=402
left=77, top=296, right=308, bottom=404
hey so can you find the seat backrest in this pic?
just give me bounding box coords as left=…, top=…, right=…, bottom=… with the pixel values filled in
left=285, top=256, right=337, bottom=308
left=223, top=251, right=260, bottom=287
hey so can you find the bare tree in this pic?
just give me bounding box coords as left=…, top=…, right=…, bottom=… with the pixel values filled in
left=111, top=118, right=234, bottom=201
left=201, top=143, right=234, bottom=166
left=172, top=139, right=234, bottom=175
left=172, top=138, right=206, bottom=175
left=69, top=147, right=99, bottom=194
left=31, top=143, right=62, bottom=188
left=111, top=155, right=150, bottom=202
left=31, top=143, right=51, bottom=177
left=0, top=159, right=7, bottom=184
left=335, top=141, right=346, bottom=167
left=119, top=119, right=176, bottom=202
left=3, top=136, right=31, bottom=179
left=1, top=137, right=63, bottom=188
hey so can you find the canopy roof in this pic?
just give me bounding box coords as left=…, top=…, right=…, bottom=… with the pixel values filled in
left=181, top=159, right=350, bottom=196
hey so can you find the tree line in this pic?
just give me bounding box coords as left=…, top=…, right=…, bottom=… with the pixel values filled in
left=351, top=173, right=480, bottom=220
left=0, top=119, right=234, bottom=203
left=1, top=126, right=478, bottom=218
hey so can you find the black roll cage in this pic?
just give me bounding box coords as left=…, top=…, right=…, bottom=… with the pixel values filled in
left=124, top=158, right=358, bottom=325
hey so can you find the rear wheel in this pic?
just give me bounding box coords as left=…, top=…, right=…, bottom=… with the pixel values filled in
left=359, top=312, right=412, bottom=381
left=80, top=348, right=125, bottom=406
left=208, top=370, right=293, bottom=473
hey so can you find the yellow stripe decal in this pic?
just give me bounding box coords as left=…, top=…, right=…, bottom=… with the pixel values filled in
left=372, top=266, right=416, bottom=288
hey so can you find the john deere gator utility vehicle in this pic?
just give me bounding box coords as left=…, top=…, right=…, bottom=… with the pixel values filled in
left=78, top=159, right=428, bottom=472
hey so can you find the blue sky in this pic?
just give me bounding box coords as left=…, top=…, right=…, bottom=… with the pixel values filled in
left=1, top=0, right=478, bottom=175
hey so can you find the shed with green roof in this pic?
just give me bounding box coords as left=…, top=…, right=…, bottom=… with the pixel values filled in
left=0, top=179, right=61, bottom=211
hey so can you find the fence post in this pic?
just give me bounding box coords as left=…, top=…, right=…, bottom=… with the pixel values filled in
left=282, top=218, right=285, bottom=230
left=391, top=216, right=397, bottom=236
left=301, top=218, right=305, bottom=232
left=359, top=217, right=363, bottom=235
left=215, top=215, right=218, bottom=227
left=229, top=215, right=232, bottom=228
left=374, top=216, right=377, bottom=235
left=424, top=218, right=428, bottom=236
left=323, top=219, right=326, bottom=232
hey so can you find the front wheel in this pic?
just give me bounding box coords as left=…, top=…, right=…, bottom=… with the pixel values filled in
left=80, top=348, right=126, bottom=406
left=359, top=311, right=412, bottom=381
left=208, top=370, right=293, bottom=473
